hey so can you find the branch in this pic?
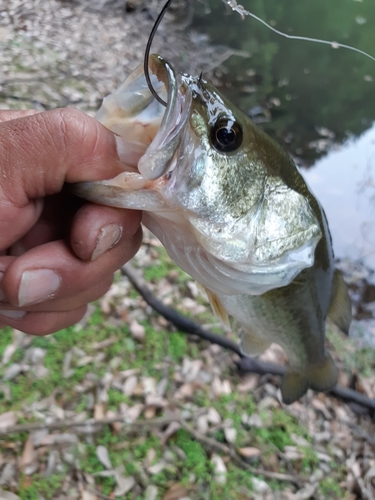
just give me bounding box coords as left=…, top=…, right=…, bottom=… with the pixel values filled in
left=0, top=416, right=177, bottom=437
left=179, top=419, right=303, bottom=485
left=122, top=263, right=375, bottom=413
left=0, top=94, right=51, bottom=109
left=0, top=414, right=303, bottom=483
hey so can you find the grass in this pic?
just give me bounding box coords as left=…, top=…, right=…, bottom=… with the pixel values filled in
left=0, top=247, right=366, bottom=498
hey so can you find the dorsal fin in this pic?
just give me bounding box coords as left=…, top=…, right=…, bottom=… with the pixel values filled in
left=327, top=269, right=352, bottom=335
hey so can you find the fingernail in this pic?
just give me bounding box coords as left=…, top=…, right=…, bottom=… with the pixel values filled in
left=0, top=310, right=26, bottom=319
left=0, top=271, right=5, bottom=302
left=91, top=224, right=122, bottom=261
left=18, top=269, right=61, bottom=307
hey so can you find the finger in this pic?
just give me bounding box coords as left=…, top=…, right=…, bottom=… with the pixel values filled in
left=0, top=306, right=87, bottom=336
left=0, top=274, right=113, bottom=313
left=1, top=228, right=142, bottom=307
left=71, top=203, right=142, bottom=261
left=0, top=108, right=125, bottom=250
left=0, top=110, right=40, bottom=123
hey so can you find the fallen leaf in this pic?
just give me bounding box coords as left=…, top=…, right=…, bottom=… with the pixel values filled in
left=238, top=447, right=261, bottom=459
left=148, top=459, right=166, bottom=475
left=129, top=320, right=145, bottom=341
left=94, top=404, right=105, bottom=420
left=0, top=489, right=22, bottom=500
left=96, top=445, right=113, bottom=470
left=113, top=466, right=135, bottom=496
left=19, top=435, right=35, bottom=470
left=224, top=428, right=237, bottom=444
left=144, top=485, right=158, bottom=500
left=163, top=483, right=189, bottom=500
left=211, top=454, right=227, bottom=484
left=123, top=375, right=138, bottom=396
left=0, top=411, right=16, bottom=431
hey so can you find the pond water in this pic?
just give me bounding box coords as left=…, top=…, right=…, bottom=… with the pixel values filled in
left=190, top=0, right=375, bottom=267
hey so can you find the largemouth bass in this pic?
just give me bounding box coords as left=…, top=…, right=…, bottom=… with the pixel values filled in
left=74, top=55, right=351, bottom=404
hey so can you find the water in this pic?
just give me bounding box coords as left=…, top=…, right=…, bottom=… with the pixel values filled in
left=191, top=0, right=375, bottom=266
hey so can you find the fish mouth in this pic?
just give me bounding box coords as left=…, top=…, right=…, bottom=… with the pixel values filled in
left=73, top=55, right=192, bottom=210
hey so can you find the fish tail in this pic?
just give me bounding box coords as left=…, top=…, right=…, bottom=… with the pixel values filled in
left=281, top=354, right=338, bottom=405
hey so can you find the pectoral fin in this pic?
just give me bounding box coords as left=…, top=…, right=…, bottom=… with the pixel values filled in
left=327, top=269, right=352, bottom=335
left=204, top=288, right=231, bottom=330
left=240, top=328, right=271, bottom=357
left=281, top=353, right=338, bottom=405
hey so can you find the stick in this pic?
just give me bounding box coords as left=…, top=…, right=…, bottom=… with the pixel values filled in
left=179, top=419, right=303, bottom=485
left=122, top=263, right=375, bottom=412
left=0, top=416, right=177, bottom=437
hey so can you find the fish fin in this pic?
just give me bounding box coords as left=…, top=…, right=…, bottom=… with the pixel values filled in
left=205, top=288, right=231, bottom=330
left=240, top=328, right=271, bottom=357
left=307, top=353, right=338, bottom=392
left=281, top=354, right=338, bottom=405
left=281, top=372, right=309, bottom=405
left=327, top=269, right=352, bottom=335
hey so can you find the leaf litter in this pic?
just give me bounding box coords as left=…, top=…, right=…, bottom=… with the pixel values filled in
left=1, top=1, right=375, bottom=499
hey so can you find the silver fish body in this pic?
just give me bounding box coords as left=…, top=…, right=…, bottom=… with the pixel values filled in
left=73, top=55, right=351, bottom=404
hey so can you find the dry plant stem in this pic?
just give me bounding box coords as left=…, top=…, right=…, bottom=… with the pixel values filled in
left=0, top=416, right=178, bottom=436
left=122, top=263, right=375, bottom=413
left=179, top=419, right=303, bottom=485
left=0, top=415, right=302, bottom=484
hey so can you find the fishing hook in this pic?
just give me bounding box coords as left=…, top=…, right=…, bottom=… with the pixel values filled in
left=144, top=0, right=175, bottom=106
left=197, top=71, right=203, bottom=88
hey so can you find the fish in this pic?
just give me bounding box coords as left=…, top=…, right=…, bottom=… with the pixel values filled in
left=73, top=55, right=352, bottom=404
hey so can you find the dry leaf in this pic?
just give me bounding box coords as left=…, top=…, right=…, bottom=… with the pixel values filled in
left=144, top=485, right=158, bottom=500
left=161, top=421, right=181, bottom=445
left=96, top=446, right=113, bottom=470
left=0, top=412, right=16, bottom=431
left=163, top=483, right=189, bottom=500
left=148, top=459, right=166, bottom=475
left=211, top=454, right=227, bottom=484
left=0, top=489, right=22, bottom=500
left=123, top=375, right=138, bottom=396
left=19, top=435, right=35, bottom=470
left=94, top=404, right=105, bottom=420
left=224, top=428, right=237, bottom=444
left=114, top=469, right=135, bottom=496
left=238, top=447, right=261, bottom=459
left=207, top=408, right=221, bottom=425
left=129, top=320, right=145, bottom=341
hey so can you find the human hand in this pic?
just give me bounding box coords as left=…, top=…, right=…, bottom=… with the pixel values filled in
left=0, top=109, right=142, bottom=334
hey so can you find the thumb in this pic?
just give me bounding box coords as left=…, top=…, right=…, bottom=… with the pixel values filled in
left=0, top=108, right=123, bottom=251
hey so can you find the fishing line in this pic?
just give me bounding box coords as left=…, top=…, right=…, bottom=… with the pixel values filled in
left=144, top=0, right=175, bottom=106
left=224, top=0, right=375, bottom=63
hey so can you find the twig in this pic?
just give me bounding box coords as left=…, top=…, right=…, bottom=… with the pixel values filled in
left=0, top=94, right=51, bottom=109
left=179, top=419, right=303, bottom=485
left=122, top=263, right=375, bottom=413
left=121, top=263, right=243, bottom=357
left=5, top=412, right=303, bottom=485
left=0, top=416, right=178, bottom=437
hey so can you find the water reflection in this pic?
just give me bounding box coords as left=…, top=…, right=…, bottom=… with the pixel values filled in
left=191, top=0, right=375, bottom=265
left=192, top=0, right=375, bottom=162
left=303, top=123, right=375, bottom=268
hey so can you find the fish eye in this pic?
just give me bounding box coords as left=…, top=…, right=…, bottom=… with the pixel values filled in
left=211, top=119, right=243, bottom=153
